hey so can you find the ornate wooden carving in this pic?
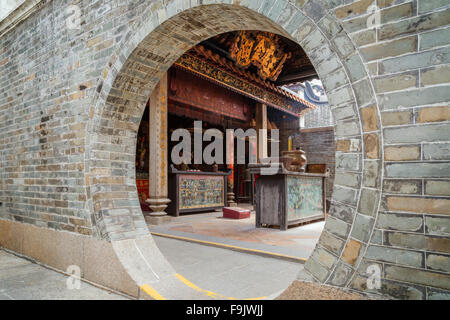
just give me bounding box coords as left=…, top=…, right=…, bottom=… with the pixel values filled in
left=173, top=53, right=306, bottom=116
left=229, top=31, right=292, bottom=81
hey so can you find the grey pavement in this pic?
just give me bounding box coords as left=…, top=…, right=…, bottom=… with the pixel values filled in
left=153, top=236, right=302, bottom=299
left=0, top=249, right=128, bottom=300
left=1, top=236, right=302, bottom=300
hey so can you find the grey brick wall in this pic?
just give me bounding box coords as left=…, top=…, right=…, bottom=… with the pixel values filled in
left=0, top=0, right=449, bottom=299
left=294, top=127, right=335, bottom=209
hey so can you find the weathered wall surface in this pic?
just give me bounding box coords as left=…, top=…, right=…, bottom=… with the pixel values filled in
left=294, top=127, right=335, bottom=209
left=0, top=0, right=449, bottom=299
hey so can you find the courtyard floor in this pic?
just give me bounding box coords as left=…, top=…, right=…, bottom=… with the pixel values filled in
left=147, top=205, right=325, bottom=262
left=0, top=249, right=128, bottom=300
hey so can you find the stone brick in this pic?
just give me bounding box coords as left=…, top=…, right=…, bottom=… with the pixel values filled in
left=317, top=53, right=341, bottom=75
left=428, top=288, right=450, bottom=300
left=318, top=14, right=342, bottom=39
left=334, top=172, right=360, bottom=188
left=360, top=105, right=379, bottom=132
left=351, top=213, right=375, bottom=243
left=420, top=26, right=450, bottom=50
left=376, top=212, right=423, bottom=232
left=358, top=188, right=380, bottom=217
left=421, top=65, right=450, bottom=86
left=386, top=196, right=450, bottom=215
left=322, top=67, right=348, bottom=91
left=341, top=15, right=368, bottom=34
left=423, top=143, right=450, bottom=160
left=417, top=106, right=450, bottom=123
left=371, top=229, right=383, bottom=245
left=302, top=0, right=327, bottom=22
left=384, top=231, right=426, bottom=250
left=353, top=78, right=374, bottom=106
left=334, top=0, right=373, bottom=19
left=425, top=180, right=450, bottom=196
left=311, top=247, right=338, bottom=269
left=301, top=28, right=326, bottom=53
left=336, top=153, right=361, bottom=171
left=332, top=33, right=355, bottom=59
left=360, top=36, right=417, bottom=62
left=426, top=253, right=450, bottom=273
left=426, top=216, right=450, bottom=236
left=332, top=185, right=358, bottom=206
left=384, top=123, right=450, bottom=144
left=336, top=138, right=361, bottom=152
left=381, top=110, right=412, bottom=126
left=427, top=236, right=450, bottom=254
left=374, top=71, right=418, bottom=93
left=366, top=245, right=424, bottom=268
left=380, top=2, right=413, bottom=23
left=351, top=29, right=376, bottom=46
left=331, top=103, right=356, bottom=121
left=379, top=47, right=450, bottom=75
left=383, top=179, right=421, bottom=194
left=384, top=145, right=420, bottom=161
left=363, top=160, right=381, bottom=188
left=328, top=261, right=353, bottom=287
left=324, top=216, right=351, bottom=239
left=321, top=0, right=343, bottom=10
left=418, top=0, right=450, bottom=14
left=364, top=133, right=380, bottom=159
left=385, top=265, right=450, bottom=290
left=379, top=9, right=450, bottom=40
left=385, top=162, right=450, bottom=178
left=304, top=257, right=331, bottom=282
left=379, top=86, right=450, bottom=110
left=329, top=201, right=356, bottom=224
left=293, top=20, right=315, bottom=43
left=341, top=239, right=363, bottom=266
left=310, top=43, right=334, bottom=66
left=327, top=85, right=354, bottom=105
left=319, top=230, right=346, bottom=255
left=343, top=53, right=366, bottom=82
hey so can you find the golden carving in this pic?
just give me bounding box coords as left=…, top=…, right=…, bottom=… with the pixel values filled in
left=229, top=31, right=291, bottom=81
left=173, top=53, right=306, bottom=116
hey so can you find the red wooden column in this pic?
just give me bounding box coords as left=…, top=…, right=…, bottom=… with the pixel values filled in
left=145, top=73, right=171, bottom=219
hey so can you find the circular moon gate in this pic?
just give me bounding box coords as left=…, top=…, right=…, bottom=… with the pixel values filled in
left=86, top=1, right=382, bottom=298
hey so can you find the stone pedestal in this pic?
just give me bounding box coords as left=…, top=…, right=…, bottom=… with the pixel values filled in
left=145, top=73, right=171, bottom=216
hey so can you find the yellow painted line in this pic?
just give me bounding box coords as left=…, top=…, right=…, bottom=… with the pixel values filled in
left=175, top=273, right=232, bottom=299
left=140, top=284, right=166, bottom=300
left=175, top=273, right=267, bottom=300
left=151, top=231, right=307, bottom=263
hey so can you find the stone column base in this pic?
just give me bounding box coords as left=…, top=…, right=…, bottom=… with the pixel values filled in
left=145, top=198, right=171, bottom=216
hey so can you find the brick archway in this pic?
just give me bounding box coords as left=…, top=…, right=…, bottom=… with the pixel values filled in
left=85, top=0, right=382, bottom=296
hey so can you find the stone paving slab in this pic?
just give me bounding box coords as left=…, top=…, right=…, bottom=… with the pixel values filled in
left=148, top=209, right=324, bottom=261
left=153, top=236, right=300, bottom=299
left=0, top=250, right=128, bottom=300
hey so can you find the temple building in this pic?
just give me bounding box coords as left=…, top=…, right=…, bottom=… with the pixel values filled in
left=133, top=30, right=332, bottom=223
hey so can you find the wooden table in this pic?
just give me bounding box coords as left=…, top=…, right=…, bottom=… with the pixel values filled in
left=166, top=165, right=231, bottom=216
left=250, top=166, right=328, bottom=230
